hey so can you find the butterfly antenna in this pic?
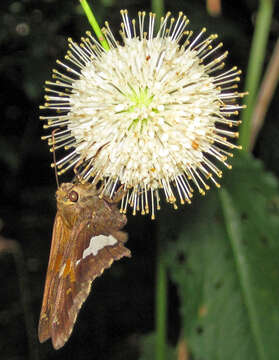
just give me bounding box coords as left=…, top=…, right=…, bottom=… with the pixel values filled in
left=51, top=129, right=60, bottom=189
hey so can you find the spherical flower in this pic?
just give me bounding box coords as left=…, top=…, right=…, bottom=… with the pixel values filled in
left=41, top=10, right=246, bottom=219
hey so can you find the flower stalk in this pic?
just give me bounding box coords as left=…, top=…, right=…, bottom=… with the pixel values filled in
left=151, top=0, right=165, bottom=23
left=79, top=0, right=110, bottom=50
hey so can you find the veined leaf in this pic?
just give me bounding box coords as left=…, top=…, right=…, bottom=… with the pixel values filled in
left=164, top=153, right=279, bottom=360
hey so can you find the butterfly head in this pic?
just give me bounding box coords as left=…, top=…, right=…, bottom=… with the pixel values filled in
left=55, top=182, right=97, bottom=224
left=56, top=182, right=95, bottom=203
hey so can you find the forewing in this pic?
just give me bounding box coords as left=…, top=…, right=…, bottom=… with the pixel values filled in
left=38, top=214, right=71, bottom=344
left=49, top=213, right=131, bottom=350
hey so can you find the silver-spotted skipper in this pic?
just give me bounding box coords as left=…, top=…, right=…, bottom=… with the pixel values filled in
left=38, top=181, right=131, bottom=349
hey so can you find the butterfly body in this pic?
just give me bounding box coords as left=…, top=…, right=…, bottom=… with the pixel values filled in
left=38, top=182, right=130, bottom=349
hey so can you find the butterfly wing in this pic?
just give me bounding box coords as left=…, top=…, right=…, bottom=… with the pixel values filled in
left=38, top=214, right=71, bottom=344
left=43, top=210, right=131, bottom=349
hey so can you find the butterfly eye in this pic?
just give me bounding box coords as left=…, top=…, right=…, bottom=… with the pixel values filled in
left=68, top=190, right=79, bottom=202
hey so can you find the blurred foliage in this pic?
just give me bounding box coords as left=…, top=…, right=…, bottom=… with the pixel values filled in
left=0, top=0, right=279, bottom=359
left=139, top=333, right=176, bottom=360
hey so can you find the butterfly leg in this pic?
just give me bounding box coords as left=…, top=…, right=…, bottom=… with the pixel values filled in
left=73, top=142, right=110, bottom=184
left=99, top=184, right=127, bottom=204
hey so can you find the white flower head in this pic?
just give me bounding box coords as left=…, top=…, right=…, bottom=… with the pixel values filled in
left=41, top=10, right=246, bottom=219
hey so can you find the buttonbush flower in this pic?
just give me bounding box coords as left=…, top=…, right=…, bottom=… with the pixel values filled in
left=41, top=10, right=246, bottom=219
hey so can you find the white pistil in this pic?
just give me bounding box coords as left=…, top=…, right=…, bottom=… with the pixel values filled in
left=41, top=10, right=245, bottom=218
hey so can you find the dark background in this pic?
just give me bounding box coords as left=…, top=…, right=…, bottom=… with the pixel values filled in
left=0, top=0, right=278, bottom=359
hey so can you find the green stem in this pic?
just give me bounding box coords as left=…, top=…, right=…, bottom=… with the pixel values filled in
left=239, top=0, right=273, bottom=151
left=79, top=0, right=110, bottom=50
left=156, top=240, right=167, bottom=360
left=151, top=0, right=165, bottom=25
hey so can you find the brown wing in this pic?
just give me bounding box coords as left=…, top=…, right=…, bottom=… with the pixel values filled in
left=38, top=214, right=71, bottom=344
left=44, top=214, right=131, bottom=350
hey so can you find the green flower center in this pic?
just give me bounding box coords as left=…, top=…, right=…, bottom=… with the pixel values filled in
left=128, top=86, right=154, bottom=112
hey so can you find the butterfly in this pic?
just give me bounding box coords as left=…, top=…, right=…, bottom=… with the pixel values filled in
left=38, top=181, right=131, bottom=349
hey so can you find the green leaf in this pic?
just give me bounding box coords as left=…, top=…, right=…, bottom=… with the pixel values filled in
left=164, top=153, right=279, bottom=360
